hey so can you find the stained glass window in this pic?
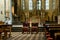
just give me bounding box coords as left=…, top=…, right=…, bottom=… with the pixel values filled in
left=45, top=0, right=49, bottom=10
left=53, top=0, right=55, bottom=9
left=22, top=0, right=25, bottom=10
left=29, top=0, right=33, bottom=10
left=37, top=0, right=41, bottom=10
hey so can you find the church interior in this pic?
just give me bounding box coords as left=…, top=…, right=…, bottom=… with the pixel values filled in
left=0, top=0, right=60, bottom=40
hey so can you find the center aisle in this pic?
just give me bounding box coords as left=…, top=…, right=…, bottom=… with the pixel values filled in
left=7, top=32, right=46, bottom=40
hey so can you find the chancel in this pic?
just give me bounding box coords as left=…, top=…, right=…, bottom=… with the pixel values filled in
left=0, top=0, right=60, bottom=40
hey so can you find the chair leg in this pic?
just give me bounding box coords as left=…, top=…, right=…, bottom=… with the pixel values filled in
left=9, top=33, right=11, bottom=38
left=31, top=30, right=32, bottom=34
left=37, top=29, right=38, bottom=33
left=27, top=31, right=29, bottom=34
left=22, top=31, right=24, bottom=34
left=4, top=31, right=7, bottom=40
left=29, top=30, right=30, bottom=33
left=36, top=31, right=38, bottom=34
left=0, top=33, right=2, bottom=40
left=22, top=28, right=24, bottom=34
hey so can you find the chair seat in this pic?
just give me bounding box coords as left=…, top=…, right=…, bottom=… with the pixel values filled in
left=46, top=32, right=49, bottom=34
left=46, top=34, right=50, bottom=36
left=32, top=26, right=38, bottom=28
left=5, top=29, right=10, bottom=31
left=0, top=30, right=3, bottom=33
left=0, top=31, right=3, bottom=33
left=47, top=37, right=53, bottom=40
left=22, top=23, right=30, bottom=33
left=23, top=26, right=28, bottom=28
left=31, top=23, right=38, bottom=33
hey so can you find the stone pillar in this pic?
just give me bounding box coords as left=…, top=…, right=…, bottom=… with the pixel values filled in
left=41, top=0, right=45, bottom=10
left=55, top=0, right=59, bottom=9
left=59, top=0, right=60, bottom=14
left=4, top=0, right=6, bottom=21
left=17, top=0, right=21, bottom=22
left=9, top=0, right=12, bottom=24
left=49, top=0, right=53, bottom=21
left=53, top=0, right=59, bottom=22
left=14, top=0, right=17, bottom=15
left=25, top=0, right=29, bottom=11
left=41, top=0, right=45, bottom=23
left=25, top=0, right=29, bottom=21
left=32, top=0, right=37, bottom=15
left=59, top=0, right=60, bottom=16
left=17, top=0, right=21, bottom=16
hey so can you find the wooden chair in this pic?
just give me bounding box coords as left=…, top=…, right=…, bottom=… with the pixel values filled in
left=31, top=23, right=38, bottom=33
left=2, top=25, right=12, bottom=38
left=0, top=21, right=4, bottom=40
left=0, top=28, right=3, bottom=40
left=22, top=23, right=30, bottom=33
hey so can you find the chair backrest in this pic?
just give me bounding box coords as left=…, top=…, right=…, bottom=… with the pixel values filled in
left=32, top=23, right=38, bottom=27
left=23, top=22, right=29, bottom=27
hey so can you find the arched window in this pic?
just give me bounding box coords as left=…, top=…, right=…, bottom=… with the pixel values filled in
left=37, top=0, right=41, bottom=10
left=0, top=0, right=12, bottom=22
left=29, top=0, right=33, bottom=10
left=52, top=0, right=55, bottom=9
left=21, top=0, right=25, bottom=10
left=45, top=0, right=49, bottom=10
left=0, top=0, right=4, bottom=12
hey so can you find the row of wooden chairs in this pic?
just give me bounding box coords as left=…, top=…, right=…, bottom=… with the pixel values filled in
left=22, top=23, right=38, bottom=33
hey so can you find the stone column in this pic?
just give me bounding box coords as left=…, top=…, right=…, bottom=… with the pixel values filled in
left=17, top=0, right=21, bottom=16
left=14, top=0, right=17, bottom=15
left=49, top=0, right=53, bottom=21
left=25, top=0, right=29, bottom=11
left=25, top=0, right=29, bottom=21
left=53, top=0, right=59, bottom=22
left=59, top=0, right=60, bottom=14
left=41, top=0, right=45, bottom=10
left=55, top=0, right=59, bottom=9
left=32, top=0, right=37, bottom=15
left=4, top=0, right=6, bottom=21
left=41, top=0, right=45, bottom=23
left=9, top=0, right=12, bottom=24
left=58, top=0, right=60, bottom=15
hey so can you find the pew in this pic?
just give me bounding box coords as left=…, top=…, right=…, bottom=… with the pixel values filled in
left=45, top=24, right=60, bottom=40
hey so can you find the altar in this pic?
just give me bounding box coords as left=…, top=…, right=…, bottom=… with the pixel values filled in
left=27, top=16, right=40, bottom=27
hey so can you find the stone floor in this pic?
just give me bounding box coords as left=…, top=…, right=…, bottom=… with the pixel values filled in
left=6, top=32, right=46, bottom=40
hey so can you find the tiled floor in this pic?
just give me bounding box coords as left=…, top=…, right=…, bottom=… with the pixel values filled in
left=6, top=32, right=46, bottom=40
